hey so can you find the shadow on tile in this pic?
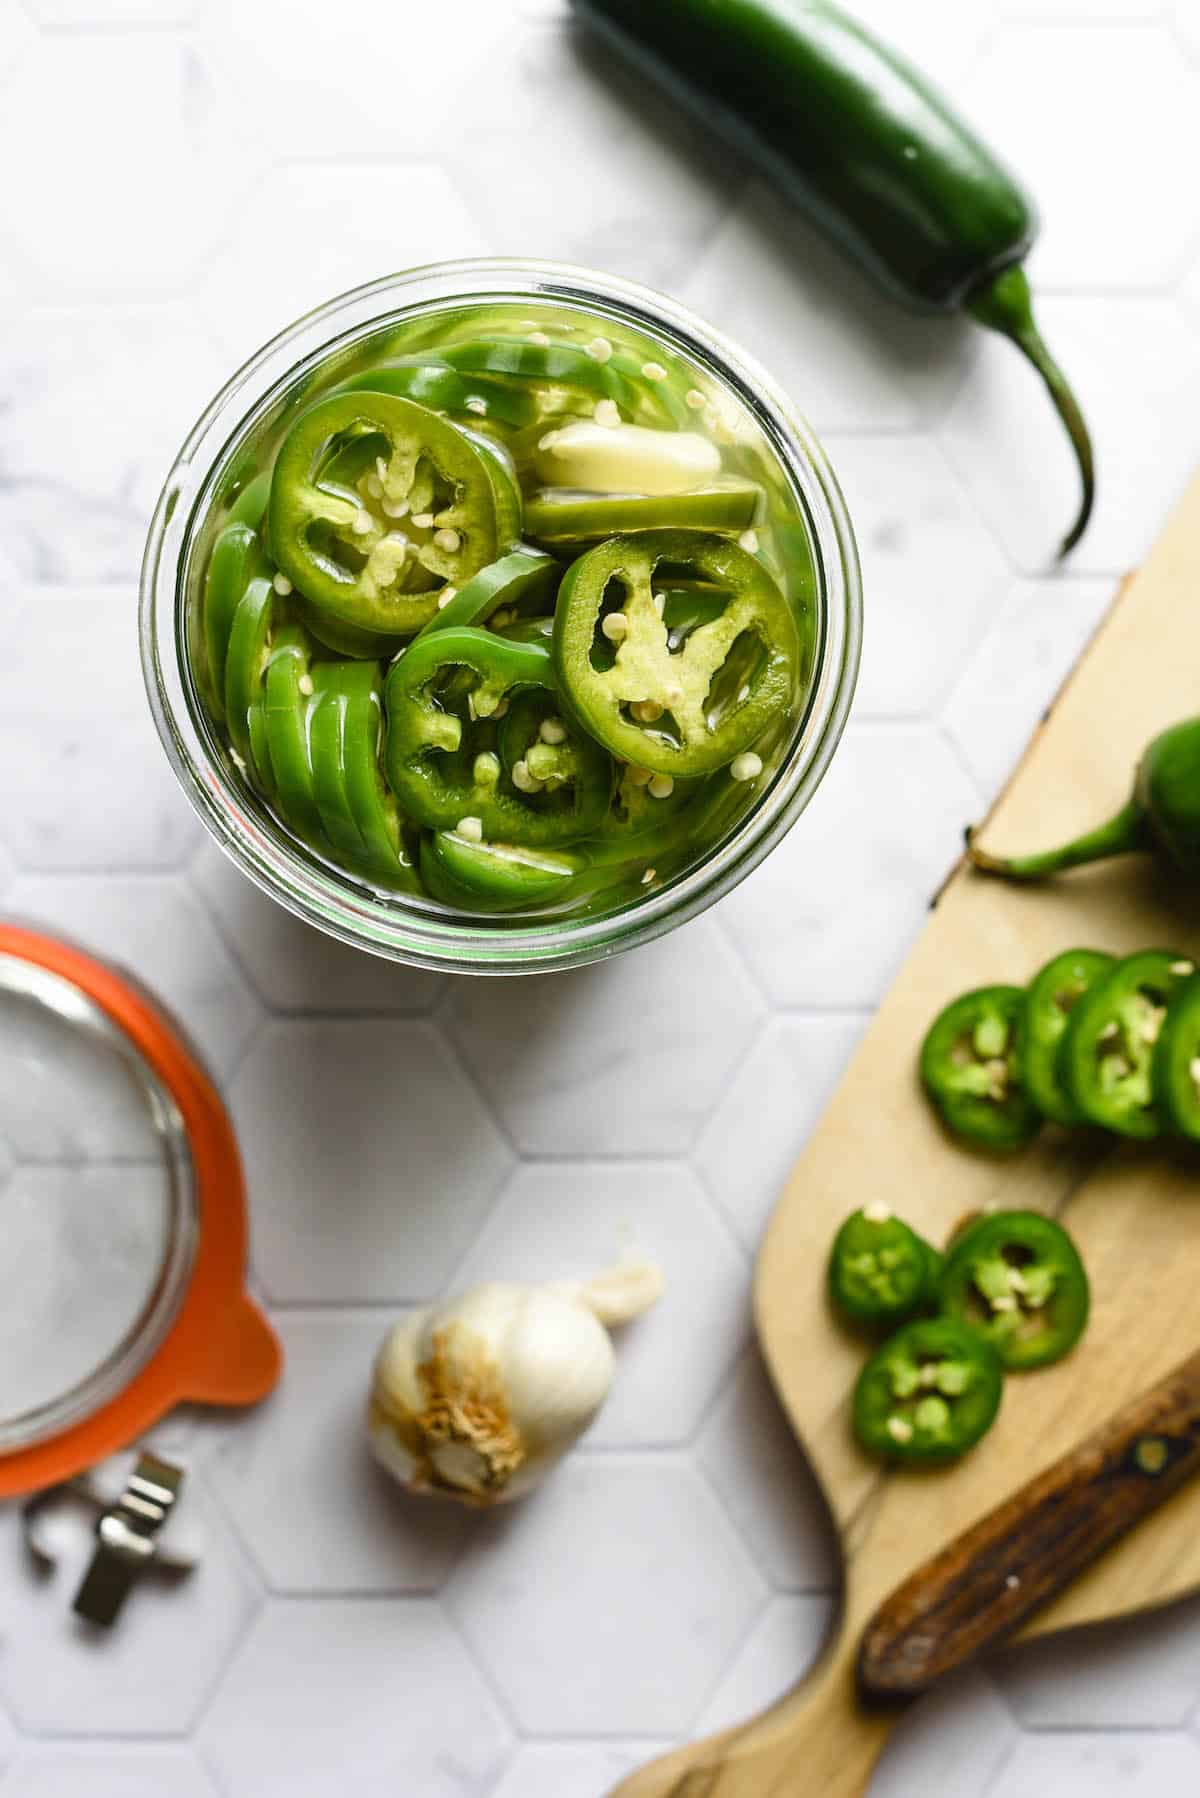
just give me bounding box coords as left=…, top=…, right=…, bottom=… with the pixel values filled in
left=446, top=917, right=763, bottom=1157
left=989, top=1585, right=1200, bottom=1729
left=569, top=16, right=976, bottom=423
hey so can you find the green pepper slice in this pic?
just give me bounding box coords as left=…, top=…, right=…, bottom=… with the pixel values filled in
left=853, top=1317, right=1003, bottom=1463
left=384, top=627, right=613, bottom=845
left=1020, top=948, right=1116, bottom=1127
left=937, top=1210, right=1090, bottom=1370
left=263, top=622, right=326, bottom=849
left=657, top=582, right=733, bottom=644
left=439, top=337, right=639, bottom=410
left=333, top=361, right=542, bottom=431
left=420, top=832, right=586, bottom=911
left=1061, top=949, right=1196, bottom=1138
left=204, top=521, right=270, bottom=710
left=499, top=614, right=555, bottom=645
left=415, top=547, right=559, bottom=641
left=268, top=392, right=521, bottom=636
left=223, top=576, right=279, bottom=784
left=300, top=661, right=419, bottom=889
left=338, top=665, right=419, bottom=891
left=247, top=699, right=275, bottom=803
left=504, top=581, right=727, bottom=653
left=307, top=664, right=374, bottom=864
left=436, top=333, right=692, bottom=430
left=554, top=529, right=798, bottom=778
left=595, top=758, right=707, bottom=850
left=227, top=469, right=271, bottom=530
left=920, top=986, right=1041, bottom=1151
left=526, top=482, right=760, bottom=546
left=302, top=668, right=363, bottom=863
left=495, top=688, right=609, bottom=806
left=1152, top=972, right=1200, bottom=1140
left=828, top=1207, right=942, bottom=1330
left=291, top=594, right=402, bottom=661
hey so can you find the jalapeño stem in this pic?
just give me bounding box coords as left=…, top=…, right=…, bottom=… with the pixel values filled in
left=966, top=265, right=1095, bottom=559
left=967, top=797, right=1146, bottom=881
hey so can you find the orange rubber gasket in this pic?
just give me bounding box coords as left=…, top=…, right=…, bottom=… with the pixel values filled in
left=0, top=923, right=281, bottom=1498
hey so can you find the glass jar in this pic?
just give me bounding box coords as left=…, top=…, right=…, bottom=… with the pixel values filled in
left=140, top=259, right=861, bottom=974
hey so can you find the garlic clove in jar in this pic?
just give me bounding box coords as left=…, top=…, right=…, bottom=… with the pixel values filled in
left=367, top=1261, right=663, bottom=1507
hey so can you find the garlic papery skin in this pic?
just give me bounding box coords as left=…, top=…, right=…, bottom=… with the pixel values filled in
left=367, top=1262, right=663, bottom=1507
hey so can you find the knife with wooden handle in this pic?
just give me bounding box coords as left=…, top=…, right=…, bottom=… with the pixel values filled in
left=858, top=1347, right=1200, bottom=1701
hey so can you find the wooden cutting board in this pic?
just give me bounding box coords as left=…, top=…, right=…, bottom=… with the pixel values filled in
left=617, top=473, right=1200, bottom=1796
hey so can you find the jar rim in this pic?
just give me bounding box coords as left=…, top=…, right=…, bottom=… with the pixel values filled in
left=140, top=258, right=861, bottom=974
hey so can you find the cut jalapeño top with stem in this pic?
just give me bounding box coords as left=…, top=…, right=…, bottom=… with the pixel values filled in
left=189, top=299, right=818, bottom=918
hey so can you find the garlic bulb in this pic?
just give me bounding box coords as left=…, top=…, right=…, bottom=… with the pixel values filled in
left=367, top=1260, right=663, bottom=1506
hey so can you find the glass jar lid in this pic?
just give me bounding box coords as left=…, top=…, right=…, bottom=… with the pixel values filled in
left=0, top=925, right=280, bottom=1496
left=0, top=952, right=197, bottom=1452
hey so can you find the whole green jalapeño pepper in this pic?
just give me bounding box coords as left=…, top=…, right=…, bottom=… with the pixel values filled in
left=572, top=0, right=1093, bottom=555
left=554, top=529, right=798, bottom=778
left=920, top=985, right=1041, bottom=1151
left=384, top=627, right=613, bottom=845
left=1020, top=948, right=1115, bottom=1127
left=936, top=1210, right=1090, bottom=1371
left=268, top=391, right=521, bottom=637
left=969, top=719, right=1200, bottom=884
left=853, top=1317, right=1003, bottom=1463
left=1060, top=949, right=1196, bottom=1139
left=828, top=1206, right=942, bottom=1330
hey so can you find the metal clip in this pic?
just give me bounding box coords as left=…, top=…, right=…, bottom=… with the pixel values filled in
left=73, top=1452, right=186, bottom=1626
left=22, top=1452, right=193, bottom=1627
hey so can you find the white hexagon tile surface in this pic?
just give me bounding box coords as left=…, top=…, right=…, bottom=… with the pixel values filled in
left=232, top=1017, right=512, bottom=1301
left=695, top=1014, right=866, bottom=1252
left=0, top=35, right=252, bottom=298
left=1, top=1, right=1199, bottom=1795
left=0, top=1480, right=260, bottom=1736
left=488, top=1745, right=676, bottom=1798
left=680, top=179, right=978, bottom=436
left=198, top=1599, right=513, bottom=1797
left=693, top=1594, right=834, bottom=1736
left=446, top=917, right=763, bottom=1155
left=720, top=725, right=980, bottom=1008
left=206, top=1312, right=471, bottom=1595
left=445, top=1457, right=767, bottom=1734
left=0, top=1700, right=13, bottom=1779
left=0, top=306, right=231, bottom=583
left=0, top=1745, right=220, bottom=1798
left=696, top=1350, right=840, bottom=1592
left=193, top=839, right=445, bottom=1015
left=198, top=162, right=491, bottom=368
left=0, top=587, right=200, bottom=871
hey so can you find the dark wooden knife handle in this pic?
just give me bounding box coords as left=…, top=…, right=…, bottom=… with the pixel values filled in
left=858, top=1347, right=1200, bottom=1700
